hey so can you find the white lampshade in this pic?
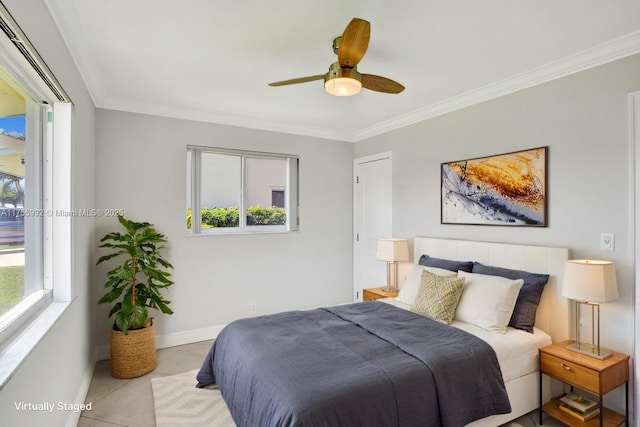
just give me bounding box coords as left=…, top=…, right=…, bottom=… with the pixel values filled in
left=562, top=259, right=618, bottom=303
left=376, top=239, right=409, bottom=262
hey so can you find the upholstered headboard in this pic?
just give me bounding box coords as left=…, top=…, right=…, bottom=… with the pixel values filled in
left=413, top=237, right=570, bottom=343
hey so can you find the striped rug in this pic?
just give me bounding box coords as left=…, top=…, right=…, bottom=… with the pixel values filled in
left=151, top=369, right=235, bottom=427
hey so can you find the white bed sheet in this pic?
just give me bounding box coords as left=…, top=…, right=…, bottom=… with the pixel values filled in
left=380, top=298, right=551, bottom=383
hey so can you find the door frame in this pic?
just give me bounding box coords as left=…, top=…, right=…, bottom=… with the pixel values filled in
left=630, top=90, right=640, bottom=423
left=353, top=151, right=393, bottom=301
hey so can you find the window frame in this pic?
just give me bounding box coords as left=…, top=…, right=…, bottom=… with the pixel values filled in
left=187, top=146, right=299, bottom=235
left=0, top=101, right=49, bottom=349
left=0, top=3, right=73, bottom=389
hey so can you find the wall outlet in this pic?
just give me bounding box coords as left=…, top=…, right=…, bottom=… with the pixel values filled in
left=600, top=233, right=614, bottom=251
left=249, top=302, right=257, bottom=314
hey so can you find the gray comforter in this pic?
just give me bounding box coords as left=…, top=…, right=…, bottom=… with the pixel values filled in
left=197, top=302, right=511, bottom=427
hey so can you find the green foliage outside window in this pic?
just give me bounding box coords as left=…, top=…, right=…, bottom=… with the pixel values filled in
left=0, top=266, right=25, bottom=316
left=246, top=205, right=286, bottom=225
left=187, top=205, right=286, bottom=229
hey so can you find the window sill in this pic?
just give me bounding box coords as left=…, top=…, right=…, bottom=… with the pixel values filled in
left=186, top=229, right=300, bottom=237
left=0, top=300, right=72, bottom=391
left=186, top=224, right=301, bottom=236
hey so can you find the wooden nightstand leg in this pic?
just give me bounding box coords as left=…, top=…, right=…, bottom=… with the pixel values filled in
left=626, top=381, right=629, bottom=427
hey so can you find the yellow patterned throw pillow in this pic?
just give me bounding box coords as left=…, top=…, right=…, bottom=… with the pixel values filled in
left=411, top=270, right=465, bottom=324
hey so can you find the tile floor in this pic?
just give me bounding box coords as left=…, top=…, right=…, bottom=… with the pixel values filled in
left=77, top=340, right=564, bottom=427
left=78, top=340, right=214, bottom=427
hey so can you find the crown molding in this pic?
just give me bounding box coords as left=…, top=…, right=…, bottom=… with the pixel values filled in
left=45, top=0, right=106, bottom=106
left=352, top=29, right=640, bottom=142
left=99, top=96, right=352, bottom=142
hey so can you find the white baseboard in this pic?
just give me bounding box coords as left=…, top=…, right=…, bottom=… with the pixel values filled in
left=65, top=353, right=98, bottom=427
left=95, top=324, right=227, bottom=361
left=155, top=324, right=225, bottom=349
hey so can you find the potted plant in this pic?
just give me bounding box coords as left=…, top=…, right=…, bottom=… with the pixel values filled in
left=97, top=215, right=174, bottom=378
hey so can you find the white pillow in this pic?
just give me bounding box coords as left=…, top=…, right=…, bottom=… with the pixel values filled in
left=396, top=264, right=457, bottom=305
left=454, top=270, right=523, bottom=333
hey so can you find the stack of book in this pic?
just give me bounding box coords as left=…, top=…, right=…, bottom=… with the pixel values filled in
left=558, top=393, right=600, bottom=422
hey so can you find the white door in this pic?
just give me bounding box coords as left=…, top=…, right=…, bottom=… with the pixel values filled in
left=353, top=152, right=392, bottom=301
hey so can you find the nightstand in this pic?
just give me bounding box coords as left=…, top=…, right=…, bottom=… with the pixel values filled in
left=539, top=340, right=629, bottom=426
left=363, top=287, right=398, bottom=301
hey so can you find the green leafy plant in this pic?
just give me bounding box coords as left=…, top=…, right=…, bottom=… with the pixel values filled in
left=246, top=205, right=286, bottom=225
left=201, top=207, right=239, bottom=228
left=187, top=206, right=286, bottom=229
left=97, top=215, right=174, bottom=334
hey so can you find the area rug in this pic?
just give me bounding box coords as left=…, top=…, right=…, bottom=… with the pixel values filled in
left=152, top=370, right=529, bottom=427
left=151, top=369, right=235, bottom=427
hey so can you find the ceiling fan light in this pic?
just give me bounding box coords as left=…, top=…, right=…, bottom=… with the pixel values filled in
left=324, top=77, right=362, bottom=96
left=324, top=62, right=362, bottom=97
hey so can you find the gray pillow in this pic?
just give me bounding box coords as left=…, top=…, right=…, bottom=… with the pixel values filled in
left=418, top=254, right=473, bottom=273
left=471, top=262, right=549, bottom=333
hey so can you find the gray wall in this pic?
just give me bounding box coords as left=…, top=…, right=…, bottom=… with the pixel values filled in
left=0, top=1, right=97, bottom=426
left=355, top=53, right=640, bottom=412
left=94, top=110, right=354, bottom=351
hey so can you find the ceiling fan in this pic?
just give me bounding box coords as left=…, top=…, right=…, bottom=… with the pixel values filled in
left=268, top=18, right=405, bottom=97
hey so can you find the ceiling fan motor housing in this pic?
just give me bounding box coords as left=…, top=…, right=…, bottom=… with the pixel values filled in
left=332, top=36, right=341, bottom=55
left=325, top=62, right=361, bottom=82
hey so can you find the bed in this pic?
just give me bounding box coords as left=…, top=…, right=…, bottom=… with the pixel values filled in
left=197, top=237, right=570, bottom=427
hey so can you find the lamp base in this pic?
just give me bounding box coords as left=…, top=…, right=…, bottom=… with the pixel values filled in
left=566, top=341, right=613, bottom=360
left=384, top=261, right=398, bottom=293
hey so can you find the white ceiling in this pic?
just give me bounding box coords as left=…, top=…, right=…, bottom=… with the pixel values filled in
left=47, top=0, right=640, bottom=142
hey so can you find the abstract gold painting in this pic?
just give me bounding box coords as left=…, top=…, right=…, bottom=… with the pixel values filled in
left=441, top=147, right=547, bottom=226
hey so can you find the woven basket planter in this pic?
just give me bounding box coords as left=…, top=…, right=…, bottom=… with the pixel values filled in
left=110, top=321, right=156, bottom=379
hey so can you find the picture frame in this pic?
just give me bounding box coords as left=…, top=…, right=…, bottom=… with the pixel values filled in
left=441, top=147, right=547, bottom=226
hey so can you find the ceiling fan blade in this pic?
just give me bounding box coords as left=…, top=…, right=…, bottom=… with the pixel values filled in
left=361, top=74, right=405, bottom=94
left=268, top=75, right=324, bottom=86
left=338, top=18, right=370, bottom=68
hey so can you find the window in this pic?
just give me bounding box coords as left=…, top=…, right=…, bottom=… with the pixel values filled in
left=0, top=101, right=30, bottom=313
left=0, top=3, right=71, bottom=361
left=0, top=63, right=49, bottom=347
left=187, top=147, right=298, bottom=234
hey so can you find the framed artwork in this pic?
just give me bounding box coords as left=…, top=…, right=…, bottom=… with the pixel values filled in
left=441, top=147, right=547, bottom=226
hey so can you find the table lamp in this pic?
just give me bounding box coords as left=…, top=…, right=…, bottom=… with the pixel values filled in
left=561, top=259, right=618, bottom=359
left=376, top=239, right=409, bottom=293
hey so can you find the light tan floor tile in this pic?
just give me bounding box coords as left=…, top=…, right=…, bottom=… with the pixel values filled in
left=155, top=340, right=213, bottom=375
left=83, top=360, right=132, bottom=404
left=77, top=416, right=126, bottom=427
left=81, top=372, right=162, bottom=427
